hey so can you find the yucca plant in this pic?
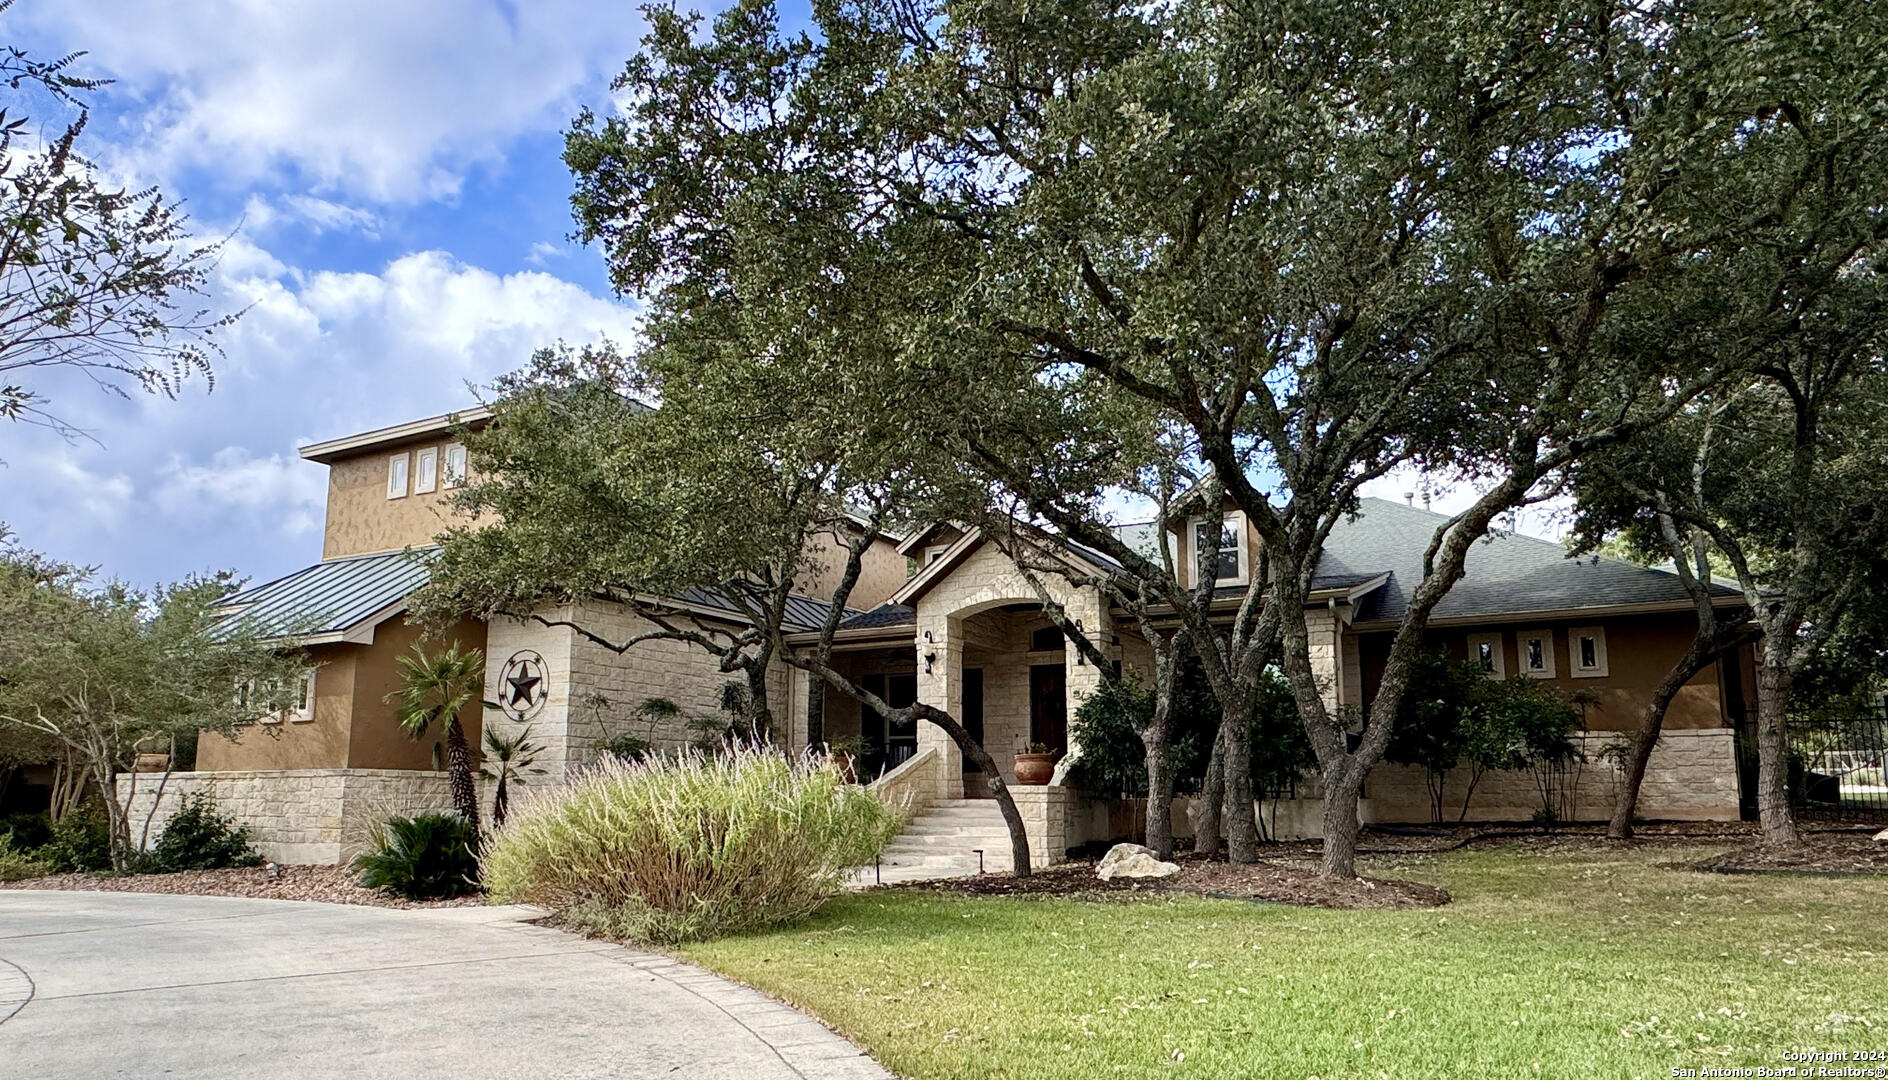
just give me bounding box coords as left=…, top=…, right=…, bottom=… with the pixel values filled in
left=387, top=642, right=483, bottom=828
left=481, top=743, right=902, bottom=942
left=352, top=812, right=480, bottom=900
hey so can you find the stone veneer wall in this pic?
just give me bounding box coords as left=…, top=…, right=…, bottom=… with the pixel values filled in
left=870, top=747, right=943, bottom=818
left=1361, top=728, right=1740, bottom=823
left=483, top=599, right=791, bottom=782
left=116, top=769, right=457, bottom=865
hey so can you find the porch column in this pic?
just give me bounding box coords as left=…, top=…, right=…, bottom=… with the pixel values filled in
left=1062, top=587, right=1112, bottom=764
left=915, top=612, right=965, bottom=799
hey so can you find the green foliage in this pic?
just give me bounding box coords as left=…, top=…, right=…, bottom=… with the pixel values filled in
left=39, top=803, right=110, bottom=873
left=0, top=834, right=51, bottom=882
left=351, top=812, right=481, bottom=900
left=389, top=641, right=484, bottom=826
left=595, top=732, right=652, bottom=761
left=1067, top=664, right=1309, bottom=798
left=480, top=724, right=546, bottom=829
left=0, top=810, right=51, bottom=851
left=0, top=535, right=308, bottom=869
left=482, top=744, right=901, bottom=943
left=132, top=792, right=261, bottom=873
left=1389, top=653, right=1583, bottom=822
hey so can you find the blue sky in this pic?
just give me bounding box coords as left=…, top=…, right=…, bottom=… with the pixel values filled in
left=0, top=0, right=674, bottom=586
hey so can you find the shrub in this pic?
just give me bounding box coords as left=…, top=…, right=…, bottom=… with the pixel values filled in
left=0, top=811, right=52, bottom=852
left=133, top=792, right=263, bottom=873
left=352, top=812, right=481, bottom=900
left=482, top=743, right=901, bottom=943
left=0, top=835, right=52, bottom=882
left=40, top=804, right=110, bottom=873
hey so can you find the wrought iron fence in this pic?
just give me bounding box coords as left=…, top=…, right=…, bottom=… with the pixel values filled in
left=1738, top=712, right=1888, bottom=821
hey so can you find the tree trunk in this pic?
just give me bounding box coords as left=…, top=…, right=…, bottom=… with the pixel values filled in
left=445, top=718, right=481, bottom=830
left=1609, top=640, right=1714, bottom=839
left=492, top=775, right=510, bottom=829
left=1141, top=714, right=1176, bottom=861
left=1320, top=767, right=1364, bottom=878
left=744, top=665, right=774, bottom=745
left=804, top=670, right=826, bottom=750
left=914, top=703, right=1031, bottom=876
left=1190, top=722, right=1226, bottom=859
left=1221, top=696, right=1259, bottom=863
left=1754, top=659, right=1802, bottom=850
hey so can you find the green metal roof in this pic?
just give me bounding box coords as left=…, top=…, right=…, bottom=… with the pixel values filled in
left=212, top=549, right=433, bottom=644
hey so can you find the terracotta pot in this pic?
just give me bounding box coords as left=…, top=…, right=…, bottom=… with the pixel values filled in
left=1013, top=752, right=1057, bottom=786
left=828, top=751, right=859, bottom=785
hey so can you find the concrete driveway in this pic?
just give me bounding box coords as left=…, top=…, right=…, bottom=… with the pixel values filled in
left=0, top=890, right=889, bottom=1080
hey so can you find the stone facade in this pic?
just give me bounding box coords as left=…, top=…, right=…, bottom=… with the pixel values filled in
left=116, top=769, right=459, bottom=865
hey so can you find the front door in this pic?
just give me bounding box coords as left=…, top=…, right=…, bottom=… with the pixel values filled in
left=961, top=667, right=986, bottom=790
left=1029, top=663, right=1067, bottom=755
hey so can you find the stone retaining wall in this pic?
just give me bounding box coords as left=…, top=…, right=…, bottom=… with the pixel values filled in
left=116, top=769, right=459, bottom=865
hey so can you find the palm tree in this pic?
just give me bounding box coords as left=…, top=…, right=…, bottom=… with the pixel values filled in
left=389, top=642, right=484, bottom=828
left=480, top=724, right=544, bottom=828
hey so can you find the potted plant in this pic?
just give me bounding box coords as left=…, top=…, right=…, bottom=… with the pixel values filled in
left=825, top=736, right=867, bottom=784
left=1014, top=742, right=1057, bottom=786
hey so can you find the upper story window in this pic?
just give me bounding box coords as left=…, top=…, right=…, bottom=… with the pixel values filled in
left=1570, top=626, right=1609, bottom=678
left=1518, top=630, right=1556, bottom=678
left=414, top=447, right=439, bottom=494
left=1468, top=632, right=1506, bottom=678
left=387, top=452, right=409, bottom=499
left=443, top=443, right=467, bottom=488
left=1188, top=511, right=1248, bottom=585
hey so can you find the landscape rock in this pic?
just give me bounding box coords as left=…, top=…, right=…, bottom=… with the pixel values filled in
left=1873, top=827, right=1888, bottom=844
left=1097, top=842, right=1182, bottom=881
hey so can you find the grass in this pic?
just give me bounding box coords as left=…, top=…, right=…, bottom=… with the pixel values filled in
left=678, top=843, right=1888, bottom=1079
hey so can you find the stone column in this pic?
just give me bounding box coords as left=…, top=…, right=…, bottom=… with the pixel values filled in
left=1061, top=586, right=1111, bottom=762
left=915, top=613, right=965, bottom=799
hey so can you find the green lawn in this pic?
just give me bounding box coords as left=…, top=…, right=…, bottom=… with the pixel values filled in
left=680, top=845, right=1888, bottom=1079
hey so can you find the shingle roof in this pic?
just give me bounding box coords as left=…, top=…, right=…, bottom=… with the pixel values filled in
left=1327, top=498, right=1739, bottom=624
left=673, top=586, right=859, bottom=633
left=837, top=603, right=917, bottom=631
left=213, top=548, right=434, bottom=642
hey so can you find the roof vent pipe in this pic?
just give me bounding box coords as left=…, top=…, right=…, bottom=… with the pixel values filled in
left=1403, top=491, right=1415, bottom=506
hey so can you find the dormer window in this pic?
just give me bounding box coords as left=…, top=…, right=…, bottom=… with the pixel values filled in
left=414, top=447, right=439, bottom=494
left=387, top=453, right=409, bottom=499
left=1188, top=512, right=1248, bottom=585
left=443, top=443, right=467, bottom=487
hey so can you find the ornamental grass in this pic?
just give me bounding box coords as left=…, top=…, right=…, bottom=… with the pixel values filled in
left=480, top=743, right=902, bottom=943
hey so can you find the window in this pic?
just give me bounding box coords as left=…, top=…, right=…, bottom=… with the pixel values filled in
left=1188, top=511, right=1248, bottom=585
left=1518, top=630, right=1556, bottom=678
left=288, top=671, right=315, bottom=723
left=1467, top=632, right=1506, bottom=677
left=1570, top=626, right=1609, bottom=678
left=443, top=443, right=468, bottom=487
left=387, top=452, right=409, bottom=498
left=413, top=447, right=439, bottom=494
left=924, top=545, right=949, bottom=566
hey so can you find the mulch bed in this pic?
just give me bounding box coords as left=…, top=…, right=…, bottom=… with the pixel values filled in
left=0, top=865, right=481, bottom=908
left=1680, top=832, right=1888, bottom=875
left=893, top=855, right=1451, bottom=910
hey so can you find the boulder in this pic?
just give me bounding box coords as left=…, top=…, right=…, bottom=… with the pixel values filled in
left=1873, top=827, right=1888, bottom=844
left=1097, top=842, right=1182, bottom=881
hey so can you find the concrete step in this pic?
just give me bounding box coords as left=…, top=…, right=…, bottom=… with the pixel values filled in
left=900, top=821, right=1012, bottom=837
left=884, top=830, right=1012, bottom=847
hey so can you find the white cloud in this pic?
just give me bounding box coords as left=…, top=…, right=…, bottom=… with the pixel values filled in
left=0, top=238, right=639, bottom=584
left=19, top=1, right=644, bottom=203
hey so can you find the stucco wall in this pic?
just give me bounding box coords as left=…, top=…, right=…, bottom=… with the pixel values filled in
left=799, top=529, right=910, bottom=612
left=321, top=438, right=470, bottom=560
left=117, top=769, right=459, bottom=865
left=197, top=618, right=486, bottom=773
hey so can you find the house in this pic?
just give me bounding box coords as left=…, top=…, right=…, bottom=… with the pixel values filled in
left=128, top=405, right=1755, bottom=867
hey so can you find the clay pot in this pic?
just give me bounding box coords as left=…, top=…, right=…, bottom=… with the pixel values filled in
left=1013, top=752, right=1057, bottom=786
left=828, top=751, right=859, bottom=785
